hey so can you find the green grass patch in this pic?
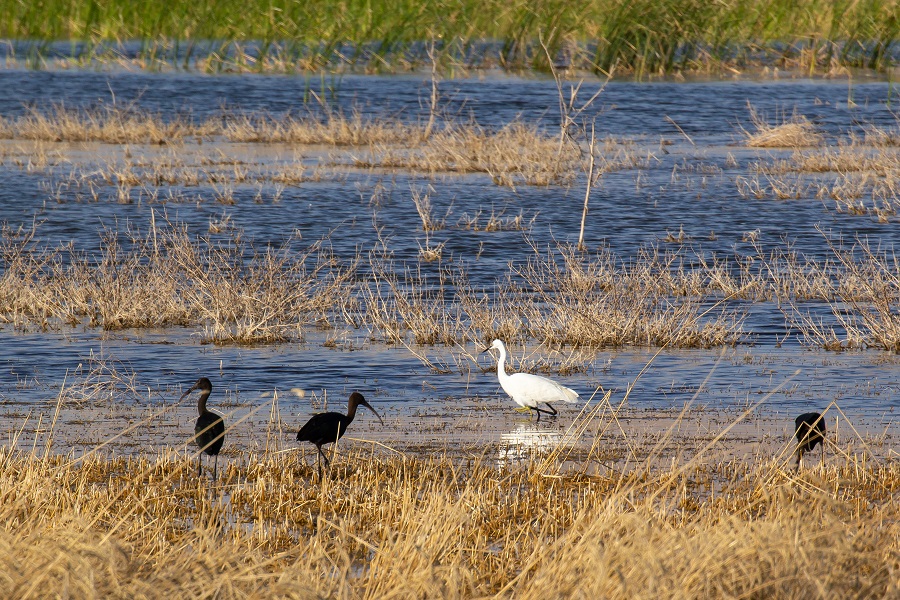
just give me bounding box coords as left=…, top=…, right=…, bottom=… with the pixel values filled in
left=1, top=0, right=898, bottom=75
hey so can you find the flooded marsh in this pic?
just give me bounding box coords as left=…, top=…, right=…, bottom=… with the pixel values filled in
left=0, top=69, right=898, bottom=596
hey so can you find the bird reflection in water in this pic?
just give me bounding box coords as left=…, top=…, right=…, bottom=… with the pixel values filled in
left=498, top=422, right=562, bottom=466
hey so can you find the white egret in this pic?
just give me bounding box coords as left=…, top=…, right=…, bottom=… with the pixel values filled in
left=485, top=339, right=579, bottom=421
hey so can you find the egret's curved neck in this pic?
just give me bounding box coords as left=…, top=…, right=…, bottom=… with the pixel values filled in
left=496, top=345, right=509, bottom=384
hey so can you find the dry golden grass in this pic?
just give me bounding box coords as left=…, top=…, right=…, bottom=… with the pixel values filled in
left=7, top=215, right=900, bottom=354
left=860, top=122, right=900, bottom=148
left=737, top=115, right=900, bottom=222
left=743, top=104, right=823, bottom=148
left=0, top=105, right=638, bottom=191
left=221, top=110, right=419, bottom=146
left=0, top=105, right=415, bottom=146
left=0, top=413, right=895, bottom=598
left=513, top=244, right=746, bottom=348
left=377, top=243, right=759, bottom=352
left=457, top=207, right=535, bottom=231
left=783, top=232, right=900, bottom=350
left=0, top=104, right=213, bottom=144
left=361, top=235, right=900, bottom=355
left=372, top=122, right=579, bottom=186
left=0, top=219, right=356, bottom=344
left=790, top=147, right=899, bottom=175
left=0, top=350, right=895, bottom=597
left=362, top=259, right=464, bottom=347
left=365, top=125, right=644, bottom=188
left=410, top=185, right=446, bottom=231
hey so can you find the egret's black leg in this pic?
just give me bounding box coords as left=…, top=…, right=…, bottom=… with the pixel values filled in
left=543, top=403, right=558, bottom=416
left=530, top=405, right=557, bottom=422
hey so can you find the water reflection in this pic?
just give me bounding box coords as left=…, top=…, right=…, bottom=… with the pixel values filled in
left=498, top=422, right=563, bottom=466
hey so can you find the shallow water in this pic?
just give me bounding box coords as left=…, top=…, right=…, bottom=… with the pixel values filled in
left=0, top=70, right=897, bottom=453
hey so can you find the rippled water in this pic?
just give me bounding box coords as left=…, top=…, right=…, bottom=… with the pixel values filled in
left=0, top=69, right=897, bottom=445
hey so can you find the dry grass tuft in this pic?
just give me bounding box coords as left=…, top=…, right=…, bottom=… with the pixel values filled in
left=62, top=348, right=145, bottom=407
left=458, top=207, right=535, bottom=231
left=410, top=185, right=446, bottom=231
left=362, top=259, right=464, bottom=347
left=0, top=104, right=212, bottom=144
left=359, top=122, right=639, bottom=187
left=221, top=110, right=419, bottom=146
left=515, top=244, right=745, bottom=348
left=0, top=105, right=642, bottom=191
left=0, top=219, right=356, bottom=344
left=743, top=104, right=823, bottom=148
left=783, top=231, right=900, bottom=350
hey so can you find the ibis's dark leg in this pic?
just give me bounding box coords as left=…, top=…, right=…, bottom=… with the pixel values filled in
left=198, top=455, right=202, bottom=477
left=318, top=446, right=332, bottom=479
left=213, top=455, right=218, bottom=482
left=315, top=445, right=332, bottom=480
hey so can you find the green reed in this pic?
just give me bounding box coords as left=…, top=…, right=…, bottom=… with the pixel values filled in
left=1, top=0, right=897, bottom=75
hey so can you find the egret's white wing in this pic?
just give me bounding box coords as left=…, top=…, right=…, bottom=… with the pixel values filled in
left=505, top=372, right=579, bottom=407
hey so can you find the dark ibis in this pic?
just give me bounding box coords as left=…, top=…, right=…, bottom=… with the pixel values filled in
left=180, top=377, right=225, bottom=481
left=794, top=412, right=826, bottom=469
left=296, top=391, right=383, bottom=478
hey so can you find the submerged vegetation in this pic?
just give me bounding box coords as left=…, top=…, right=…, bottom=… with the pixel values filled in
left=0, top=100, right=899, bottom=359
left=1, top=0, right=898, bottom=75
left=3, top=216, right=900, bottom=357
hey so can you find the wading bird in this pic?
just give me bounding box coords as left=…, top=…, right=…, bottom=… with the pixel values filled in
left=485, top=339, right=579, bottom=422
left=297, top=392, right=384, bottom=479
left=794, top=412, right=826, bottom=469
left=180, top=377, right=225, bottom=481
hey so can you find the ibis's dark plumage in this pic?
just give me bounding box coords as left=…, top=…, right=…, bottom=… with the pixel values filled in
left=794, top=412, right=826, bottom=469
left=297, top=392, right=383, bottom=478
left=180, top=377, right=225, bottom=480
